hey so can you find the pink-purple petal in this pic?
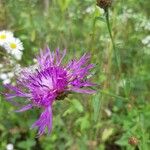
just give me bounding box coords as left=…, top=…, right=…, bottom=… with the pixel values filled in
left=15, top=104, right=33, bottom=112
left=31, top=106, right=53, bottom=136
left=70, top=87, right=96, bottom=94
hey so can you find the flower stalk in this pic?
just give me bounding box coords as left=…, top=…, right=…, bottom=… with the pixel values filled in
left=104, top=8, right=120, bottom=71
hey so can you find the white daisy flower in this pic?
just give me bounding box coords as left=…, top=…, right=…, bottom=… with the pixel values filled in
left=4, top=37, right=24, bottom=60
left=0, top=30, right=13, bottom=46
left=13, top=50, right=23, bottom=60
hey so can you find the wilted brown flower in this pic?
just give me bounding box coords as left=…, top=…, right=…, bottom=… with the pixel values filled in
left=128, top=137, right=139, bottom=146
left=97, top=0, right=112, bottom=10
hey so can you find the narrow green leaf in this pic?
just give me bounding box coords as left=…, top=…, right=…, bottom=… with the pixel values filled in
left=92, top=93, right=101, bottom=122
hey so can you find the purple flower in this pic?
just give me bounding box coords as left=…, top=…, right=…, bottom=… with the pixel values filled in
left=4, top=47, right=96, bottom=136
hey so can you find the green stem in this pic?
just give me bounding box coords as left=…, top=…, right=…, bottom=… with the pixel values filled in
left=0, top=50, right=18, bottom=62
left=105, top=8, right=120, bottom=71
left=100, top=90, right=128, bottom=100
left=0, top=51, right=7, bottom=56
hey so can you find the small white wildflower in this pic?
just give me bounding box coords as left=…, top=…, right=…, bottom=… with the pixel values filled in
left=6, top=143, right=14, bottom=150
left=4, top=37, right=24, bottom=60
left=14, top=64, right=22, bottom=76
left=142, top=35, right=150, bottom=45
left=3, top=78, right=11, bottom=84
left=104, top=109, right=112, bottom=117
left=8, top=72, right=14, bottom=78
left=13, top=50, right=23, bottom=60
left=118, top=79, right=126, bottom=87
left=0, top=73, right=8, bottom=80
left=4, top=37, right=24, bottom=52
left=0, top=30, right=13, bottom=46
left=141, top=20, right=150, bottom=31
left=33, top=58, right=37, bottom=63
left=118, top=7, right=134, bottom=23
left=144, top=21, right=150, bottom=31
left=0, top=64, right=3, bottom=68
left=9, top=59, right=16, bottom=65
left=85, top=6, right=95, bottom=14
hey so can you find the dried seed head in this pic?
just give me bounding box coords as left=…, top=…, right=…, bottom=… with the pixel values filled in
left=128, top=137, right=138, bottom=146
left=97, top=0, right=112, bottom=10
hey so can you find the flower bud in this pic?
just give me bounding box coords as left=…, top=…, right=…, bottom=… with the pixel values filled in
left=128, top=137, right=138, bottom=146
left=97, top=0, right=112, bottom=10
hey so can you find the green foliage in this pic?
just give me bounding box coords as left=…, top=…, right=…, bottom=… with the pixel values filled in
left=0, top=0, right=150, bottom=149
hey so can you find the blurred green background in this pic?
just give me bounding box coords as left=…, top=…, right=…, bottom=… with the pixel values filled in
left=0, top=0, right=150, bottom=149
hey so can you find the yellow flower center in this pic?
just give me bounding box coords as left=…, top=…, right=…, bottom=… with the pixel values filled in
left=10, top=43, right=17, bottom=49
left=0, top=34, right=6, bottom=40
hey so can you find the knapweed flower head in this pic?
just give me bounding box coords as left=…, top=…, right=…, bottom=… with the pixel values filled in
left=5, top=47, right=96, bottom=136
